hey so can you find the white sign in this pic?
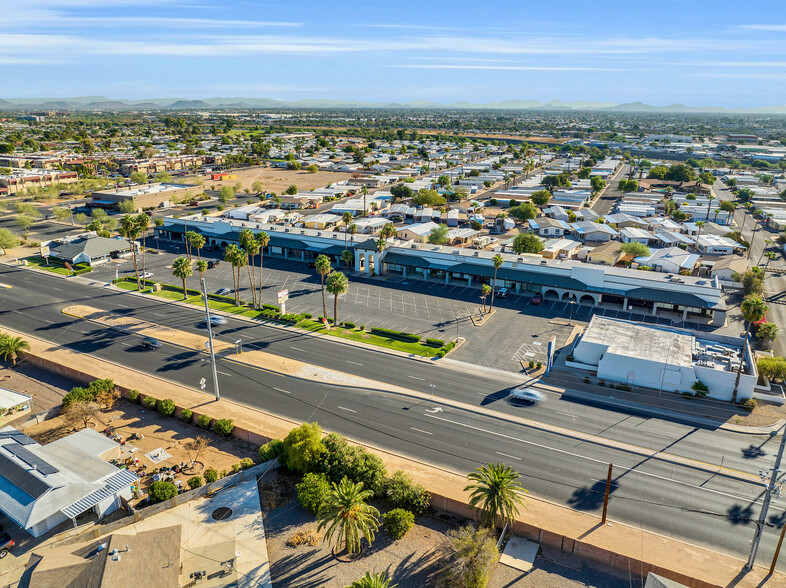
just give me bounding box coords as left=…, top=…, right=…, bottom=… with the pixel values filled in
left=277, top=289, right=289, bottom=304
left=40, top=245, right=50, bottom=258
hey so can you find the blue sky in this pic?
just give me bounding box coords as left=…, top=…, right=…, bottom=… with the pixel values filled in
left=3, top=0, right=786, bottom=106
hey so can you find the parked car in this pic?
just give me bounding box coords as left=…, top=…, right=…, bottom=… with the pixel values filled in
left=497, top=287, right=509, bottom=299
left=216, top=287, right=231, bottom=296
left=530, top=293, right=543, bottom=305
left=0, top=531, right=15, bottom=559
left=207, top=260, right=220, bottom=269
left=140, top=337, right=162, bottom=350
left=509, top=387, right=545, bottom=404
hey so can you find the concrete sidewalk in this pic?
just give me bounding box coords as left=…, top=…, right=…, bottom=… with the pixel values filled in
left=1, top=326, right=783, bottom=586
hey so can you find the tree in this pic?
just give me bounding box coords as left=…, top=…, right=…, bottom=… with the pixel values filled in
left=647, top=165, right=669, bottom=180
left=129, top=171, right=147, bottom=185
left=348, top=572, right=397, bottom=588
left=118, top=200, right=136, bottom=213
left=255, top=231, right=270, bottom=306
left=283, top=422, right=325, bottom=474
left=412, top=189, right=445, bottom=207
left=15, top=214, right=33, bottom=236
left=306, top=164, right=319, bottom=173
left=428, top=225, right=449, bottom=245
left=326, top=271, right=349, bottom=325
left=52, top=206, right=71, bottom=222
left=341, top=249, right=353, bottom=271
left=512, top=233, right=543, bottom=254
left=218, top=185, right=234, bottom=203
left=758, top=356, right=786, bottom=382
left=590, top=175, right=606, bottom=194
left=239, top=229, right=259, bottom=308
left=155, top=172, right=172, bottom=183
left=172, top=256, right=193, bottom=300
left=285, top=184, right=298, bottom=195
left=390, top=184, right=413, bottom=201
left=529, top=190, right=551, bottom=206
left=314, top=254, right=332, bottom=320
left=119, top=214, right=142, bottom=290
left=342, top=211, right=354, bottom=250
left=480, top=284, right=491, bottom=313
left=183, top=435, right=210, bottom=468
left=148, top=481, right=178, bottom=504
left=195, top=259, right=208, bottom=288
left=741, top=296, right=768, bottom=324
left=135, top=213, right=151, bottom=287
left=0, top=228, right=20, bottom=254
left=317, top=477, right=380, bottom=556
left=465, top=462, right=528, bottom=529
left=63, top=400, right=100, bottom=429
left=736, top=268, right=763, bottom=296
left=252, top=180, right=263, bottom=194
left=509, top=203, right=537, bottom=221
left=757, top=322, right=780, bottom=348
left=620, top=242, right=651, bottom=258
left=224, top=243, right=245, bottom=305
left=438, top=525, right=498, bottom=588
left=489, top=254, right=503, bottom=312
left=0, top=334, right=30, bottom=367
left=188, top=231, right=206, bottom=261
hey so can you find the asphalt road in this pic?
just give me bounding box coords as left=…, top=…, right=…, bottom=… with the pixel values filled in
left=0, top=265, right=785, bottom=568
left=590, top=164, right=630, bottom=216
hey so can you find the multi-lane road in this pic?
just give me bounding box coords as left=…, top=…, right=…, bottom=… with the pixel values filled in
left=0, top=264, right=785, bottom=569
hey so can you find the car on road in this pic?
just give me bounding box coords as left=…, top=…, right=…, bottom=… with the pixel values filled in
left=0, top=531, right=14, bottom=558
left=201, top=316, right=227, bottom=328
left=497, top=287, right=509, bottom=299
left=140, top=336, right=162, bottom=350
left=207, top=260, right=220, bottom=269
left=509, top=387, right=545, bottom=404
left=216, top=287, right=231, bottom=296
left=141, top=272, right=154, bottom=279
left=530, top=293, right=543, bottom=305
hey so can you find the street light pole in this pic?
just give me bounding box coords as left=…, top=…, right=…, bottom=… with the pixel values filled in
left=747, top=426, right=786, bottom=570
left=455, top=316, right=461, bottom=343
left=568, top=300, right=575, bottom=325
left=202, top=277, right=220, bottom=402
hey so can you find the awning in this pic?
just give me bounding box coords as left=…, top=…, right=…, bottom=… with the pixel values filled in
left=61, top=468, right=138, bottom=519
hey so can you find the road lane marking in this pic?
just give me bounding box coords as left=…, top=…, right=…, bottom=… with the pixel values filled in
left=216, top=370, right=232, bottom=376
left=411, top=427, right=432, bottom=435
left=115, top=303, right=129, bottom=308
left=52, top=287, right=62, bottom=291
left=153, top=312, right=166, bottom=317
left=407, top=375, right=425, bottom=381
left=289, top=346, right=305, bottom=352
left=346, top=360, right=363, bottom=366
left=337, top=406, right=356, bottom=413
left=273, top=387, right=291, bottom=395
left=496, top=451, right=521, bottom=461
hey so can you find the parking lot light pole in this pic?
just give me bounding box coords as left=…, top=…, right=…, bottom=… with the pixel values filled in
left=202, top=277, right=220, bottom=401
left=568, top=300, right=575, bottom=325
left=455, top=316, right=461, bottom=343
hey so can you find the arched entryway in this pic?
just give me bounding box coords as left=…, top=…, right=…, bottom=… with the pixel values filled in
left=580, top=294, right=597, bottom=305
left=561, top=291, right=577, bottom=301
left=544, top=289, right=559, bottom=299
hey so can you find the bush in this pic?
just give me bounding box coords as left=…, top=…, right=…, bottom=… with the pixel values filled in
left=616, top=384, right=632, bottom=391
left=128, top=389, right=140, bottom=404
left=385, top=470, right=431, bottom=515
left=148, top=481, right=178, bottom=503
left=536, top=361, right=542, bottom=369
left=231, top=463, right=241, bottom=474
left=742, top=398, right=757, bottom=409
left=142, top=395, right=158, bottom=410
left=197, top=414, right=212, bottom=429
left=296, top=472, right=331, bottom=514
left=259, top=439, right=284, bottom=462
left=204, top=468, right=219, bottom=483
left=583, top=377, right=591, bottom=383
left=187, top=476, right=203, bottom=489
left=691, top=381, right=709, bottom=397
left=283, top=422, right=326, bottom=474
left=180, top=408, right=193, bottom=423
left=383, top=508, right=415, bottom=540
left=213, top=418, right=234, bottom=436
left=318, top=433, right=387, bottom=496
left=528, top=360, right=535, bottom=369
left=369, top=327, right=420, bottom=342
left=240, top=457, right=254, bottom=470
left=340, top=321, right=355, bottom=329
left=157, top=398, right=176, bottom=416
left=62, top=379, right=116, bottom=408
left=489, top=198, right=498, bottom=206
left=425, top=338, right=445, bottom=348
left=436, top=350, right=446, bottom=358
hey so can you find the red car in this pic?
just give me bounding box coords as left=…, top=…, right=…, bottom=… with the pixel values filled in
left=530, top=293, right=543, bottom=305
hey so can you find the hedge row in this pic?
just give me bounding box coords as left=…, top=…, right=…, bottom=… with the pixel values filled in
left=62, top=378, right=116, bottom=408
left=127, top=392, right=234, bottom=436
left=369, top=327, right=421, bottom=343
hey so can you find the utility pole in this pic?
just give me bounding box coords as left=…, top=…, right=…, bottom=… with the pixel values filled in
left=747, top=427, right=786, bottom=570
left=202, top=277, right=220, bottom=401
left=601, top=463, right=613, bottom=524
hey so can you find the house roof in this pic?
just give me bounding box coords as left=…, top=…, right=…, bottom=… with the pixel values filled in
left=0, top=387, right=32, bottom=410
left=711, top=255, right=749, bottom=275
left=50, top=236, right=131, bottom=262
left=624, top=287, right=712, bottom=308
left=588, top=241, right=623, bottom=257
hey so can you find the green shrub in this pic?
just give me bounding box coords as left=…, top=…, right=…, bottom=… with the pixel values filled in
left=213, top=418, right=234, bottom=436
left=61, top=386, right=89, bottom=409
left=296, top=472, right=331, bottom=514
left=369, top=327, right=420, bottom=342
left=682, top=391, right=695, bottom=397
left=341, top=321, right=355, bottom=329
left=187, top=476, right=203, bottom=489
left=128, top=389, right=140, bottom=404
left=691, top=381, right=709, bottom=397
left=240, top=457, right=254, bottom=470
left=197, top=414, right=212, bottom=429
left=528, top=360, right=535, bottom=369
left=148, top=481, right=178, bottom=503
left=742, top=398, right=757, bottom=409
left=204, top=468, right=219, bottom=483
left=383, top=508, right=415, bottom=539
left=142, top=395, right=158, bottom=409
left=180, top=408, right=193, bottom=423
left=157, top=398, right=176, bottom=416
left=536, top=361, right=542, bottom=369
left=259, top=439, right=284, bottom=462
left=426, top=338, right=445, bottom=348
left=283, top=422, right=325, bottom=474
left=231, top=463, right=241, bottom=473
left=303, top=313, right=312, bottom=319
left=599, top=381, right=606, bottom=387
left=616, top=384, right=632, bottom=391
left=436, top=350, right=446, bottom=358
left=385, top=470, right=430, bottom=514
left=489, top=198, right=498, bottom=205
left=357, top=324, right=365, bottom=331
left=318, top=433, right=387, bottom=496
left=62, top=378, right=116, bottom=408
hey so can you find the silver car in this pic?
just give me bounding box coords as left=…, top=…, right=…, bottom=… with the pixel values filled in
left=509, top=387, right=545, bottom=404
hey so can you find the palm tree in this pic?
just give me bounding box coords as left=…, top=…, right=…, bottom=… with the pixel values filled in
left=136, top=213, right=151, bottom=289
left=488, top=254, right=504, bottom=313
left=255, top=231, right=270, bottom=307
left=465, top=462, right=528, bottom=530
left=119, top=214, right=142, bottom=290
left=342, top=211, right=354, bottom=250
left=317, top=476, right=379, bottom=556
left=361, top=186, right=369, bottom=217
left=326, top=271, right=349, bottom=325
left=171, top=256, right=193, bottom=300
left=480, top=284, right=492, bottom=314
left=315, top=254, right=332, bottom=320
left=349, top=224, right=358, bottom=247
left=758, top=239, right=774, bottom=267
left=765, top=250, right=777, bottom=267
left=196, top=259, right=208, bottom=291
left=741, top=296, right=768, bottom=324
left=224, top=244, right=244, bottom=305
left=705, top=193, right=715, bottom=224
left=341, top=249, right=354, bottom=271
left=348, top=572, right=397, bottom=588
left=757, top=322, right=780, bottom=348
left=694, top=221, right=705, bottom=252
left=0, top=334, right=30, bottom=367
left=239, top=229, right=258, bottom=308
left=189, top=232, right=206, bottom=261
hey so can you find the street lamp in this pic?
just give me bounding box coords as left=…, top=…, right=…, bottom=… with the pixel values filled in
left=455, top=316, right=461, bottom=343
left=747, top=426, right=786, bottom=570
left=568, top=300, right=575, bottom=325
left=201, top=277, right=221, bottom=401
left=429, top=383, right=436, bottom=400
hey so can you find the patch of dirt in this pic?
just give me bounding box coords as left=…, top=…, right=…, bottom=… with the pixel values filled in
left=185, top=167, right=352, bottom=195
left=725, top=400, right=786, bottom=427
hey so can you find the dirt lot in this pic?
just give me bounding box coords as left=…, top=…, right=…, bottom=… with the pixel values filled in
left=24, top=398, right=259, bottom=498
left=0, top=364, right=77, bottom=427
left=187, top=167, right=355, bottom=195
left=261, top=476, right=637, bottom=588
left=725, top=399, right=786, bottom=427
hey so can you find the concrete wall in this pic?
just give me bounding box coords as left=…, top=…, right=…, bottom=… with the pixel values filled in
left=693, top=365, right=755, bottom=401
left=598, top=353, right=694, bottom=392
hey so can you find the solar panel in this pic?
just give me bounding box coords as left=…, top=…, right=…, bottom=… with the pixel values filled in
left=4, top=445, right=59, bottom=475
left=0, top=453, right=50, bottom=498
left=0, top=431, right=36, bottom=445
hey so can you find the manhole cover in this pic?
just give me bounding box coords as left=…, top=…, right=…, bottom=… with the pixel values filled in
left=212, top=507, right=233, bottom=521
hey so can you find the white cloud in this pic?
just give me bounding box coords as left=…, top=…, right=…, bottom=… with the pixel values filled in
left=738, top=25, right=786, bottom=31
left=693, top=72, right=786, bottom=80
left=392, top=64, right=618, bottom=71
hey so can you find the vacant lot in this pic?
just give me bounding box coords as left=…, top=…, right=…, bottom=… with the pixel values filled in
left=190, top=167, right=355, bottom=195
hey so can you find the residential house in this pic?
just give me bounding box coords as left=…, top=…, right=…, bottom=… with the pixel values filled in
left=619, top=227, right=656, bottom=245
left=527, top=217, right=571, bottom=238
left=604, top=214, right=648, bottom=229
left=711, top=255, right=750, bottom=281
left=541, top=238, right=583, bottom=260
left=636, top=247, right=700, bottom=274
left=303, top=213, right=341, bottom=230
left=654, top=230, right=695, bottom=248
left=396, top=221, right=440, bottom=243
left=570, top=221, right=619, bottom=242
left=542, top=205, right=571, bottom=221
left=586, top=241, right=625, bottom=266
left=696, top=234, right=745, bottom=255
left=446, top=228, right=479, bottom=245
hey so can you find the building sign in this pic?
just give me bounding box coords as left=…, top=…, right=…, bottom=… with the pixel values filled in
left=277, top=289, right=289, bottom=314
left=39, top=245, right=50, bottom=258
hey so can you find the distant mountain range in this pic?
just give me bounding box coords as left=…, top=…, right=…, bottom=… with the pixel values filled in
left=2, top=96, right=786, bottom=114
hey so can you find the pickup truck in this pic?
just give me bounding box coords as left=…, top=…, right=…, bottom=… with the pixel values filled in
left=0, top=531, right=14, bottom=558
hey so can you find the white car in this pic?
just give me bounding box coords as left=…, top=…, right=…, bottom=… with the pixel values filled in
left=141, top=272, right=154, bottom=279
left=509, top=387, right=545, bottom=404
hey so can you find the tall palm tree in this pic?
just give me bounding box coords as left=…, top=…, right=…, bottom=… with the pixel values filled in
left=317, top=476, right=379, bottom=556
left=0, top=334, right=30, bottom=367
left=119, top=214, right=142, bottom=290
left=196, top=259, right=208, bottom=291
left=171, top=256, right=193, bottom=300
left=741, top=296, right=768, bottom=324
left=348, top=572, right=397, bottom=588
left=694, top=221, right=705, bottom=252
left=758, top=239, right=774, bottom=267
left=255, top=231, right=270, bottom=307
left=765, top=250, right=777, bottom=267
left=465, top=462, right=528, bottom=530
left=315, top=254, right=332, bottom=320
left=189, top=232, right=206, bottom=261
left=342, top=211, right=354, bottom=250
left=480, top=284, right=492, bottom=314
left=224, top=244, right=244, bottom=305
left=326, top=270, right=349, bottom=325
left=361, top=186, right=369, bottom=218
left=135, top=213, right=151, bottom=289
left=488, top=254, right=503, bottom=313
left=239, top=229, right=258, bottom=308
left=705, top=193, right=715, bottom=224
left=341, top=249, right=354, bottom=271
left=349, top=223, right=358, bottom=247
